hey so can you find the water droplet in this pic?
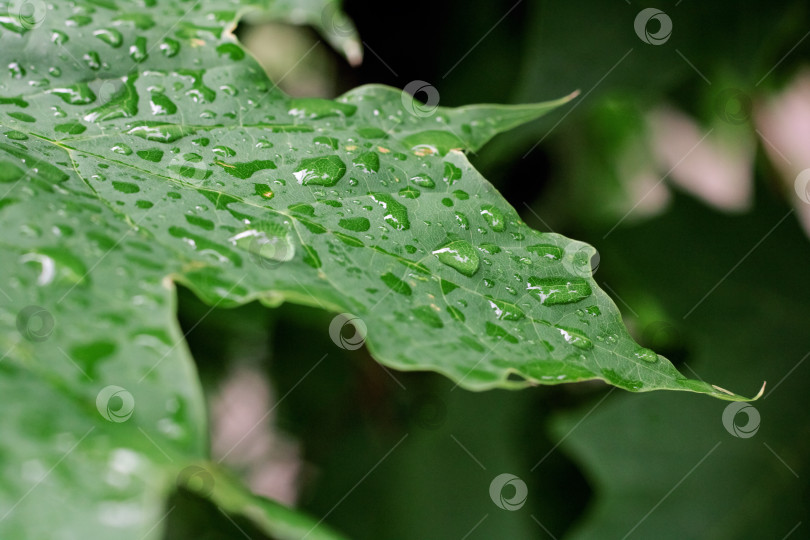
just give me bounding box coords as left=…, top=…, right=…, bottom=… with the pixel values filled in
left=556, top=326, right=593, bottom=350
left=66, top=15, right=92, bottom=27
left=84, top=73, right=139, bottom=122
left=112, top=181, right=140, bottom=194
left=480, top=204, right=506, bottom=232
left=50, top=83, right=97, bottom=105
left=302, top=245, right=321, bottom=268
left=527, top=244, right=562, bottom=260
left=8, top=62, right=25, bottom=78
left=149, top=92, right=177, bottom=116
left=229, top=223, right=295, bottom=264
left=634, top=347, right=658, bottom=363
left=216, top=160, right=276, bottom=179
left=412, top=305, right=443, bottom=328
left=443, top=162, right=462, bottom=185
left=160, top=38, right=180, bottom=57
left=479, top=243, right=501, bottom=255
left=8, top=112, right=35, bottom=123
left=381, top=272, right=412, bottom=296
left=432, top=240, right=479, bottom=277
left=126, top=121, right=195, bottom=143
left=113, top=13, right=155, bottom=30
left=352, top=151, right=380, bottom=173
left=399, top=186, right=420, bottom=199
left=338, top=217, right=370, bottom=232
left=313, top=136, right=339, bottom=149
left=447, top=306, right=465, bottom=322
left=294, top=155, right=346, bottom=186
left=136, top=149, right=163, bottom=163
left=176, top=69, right=215, bottom=103
left=526, top=277, right=591, bottom=305
left=486, top=297, right=525, bottom=320
left=93, top=28, right=123, bottom=48
left=454, top=212, right=469, bottom=230
left=486, top=322, right=518, bottom=343
left=288, top=97, right=356, bottom=119
left=0, top=160, right=26, bottom=183
left=54, top=121, right=86, bottom=134
left=51, top=30, right=69, bottom=45
left=112, top=144, right=133, bottom=155
left=5, top=130, right=28, bottom=140
left=401, top=130, right=464, bottom=156
left=83, top=51, right=102, bottom=71
left=410, top=174, right=435, bottom=188
left=369, top=192, right=411, bottom=230
left=215, top=43, right=245, bottom=61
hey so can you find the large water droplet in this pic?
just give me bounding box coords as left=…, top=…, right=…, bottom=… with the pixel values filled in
left=527, top=244, right=562, bottom=260
left=112, top=144, right=133, bottom=155
left=556, top=326, right=593, bottom=350
left=126, top=122, right=195, bottom=143
left=84, top=73, right=139, bottom=122
left=412, top=305, right=443, bottom=328
left=401, top=130, right=465, bottom=156
left=93, top=28, right=123, bottom=48
left=352, top=151, right=380, bottom=173
left=338, top=217, right=370, bottom=232
left=288, top=97, right=356, bottom=120
left=229, top=222, right=295, bottom=265
left=381, top=272, right=412, bottom=296
left=369, top=192, right=411, bottom=230
left=215, top=43, right=245, bottom=61
left=454, top=212, right=469, bottom=230
left=486, top=297, right=525, bottom=320
left=526, top=277, right=591, bottom=305
left=129, top=36, right=148, bottom=63
left=149, top=92, right=177, bottom=116
left=293, top=155, right=346, bottom=186
left=176, top=69, right=215, bottom=103
left=216, top=160, right=276, bottom=179
left=480, top=204, right=506, bottom=232
left=432, top=240, right=479, bottom=277
left=443, top=162, right=462, bottom=185
left=49, top=83, right=97, bottom=105
left=410, top=174, right=435, bottom=188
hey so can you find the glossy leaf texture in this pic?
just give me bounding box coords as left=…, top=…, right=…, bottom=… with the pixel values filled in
left=0, top=2, right=352, bottom=539
left=0, top=0, right=761, bottom=538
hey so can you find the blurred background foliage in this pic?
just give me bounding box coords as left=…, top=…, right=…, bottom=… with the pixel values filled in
left=167, top=0, right=810, bottom=537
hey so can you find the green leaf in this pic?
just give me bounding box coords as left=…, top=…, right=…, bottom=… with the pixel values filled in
left=0, top=0, right=761, bottom=538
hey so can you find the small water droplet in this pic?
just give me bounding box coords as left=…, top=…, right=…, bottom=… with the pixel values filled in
left=634, top=347, right=658, bottom=363
left=410, top=174, right=435, bottom=188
